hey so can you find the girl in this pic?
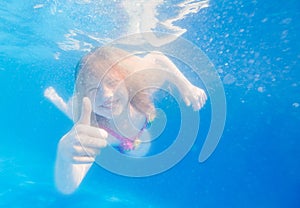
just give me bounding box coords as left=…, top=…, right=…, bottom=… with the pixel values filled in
left=45, top=46, right=207, bottom=194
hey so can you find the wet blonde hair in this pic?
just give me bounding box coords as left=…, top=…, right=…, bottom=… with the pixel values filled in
left=74, top=46, right=157, bottom=122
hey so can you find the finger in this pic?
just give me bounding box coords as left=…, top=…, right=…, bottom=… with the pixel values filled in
left=73, top=145, right=102, bottom=157
left=78, top=97, right=92, bottom=125
left=204, top=92, right=208, bottom=102
left=197, top=98, right=204, bottom=110
left=72, top=155, right=95, bottom=164
left=193, top=101, right=200, bottom=111
left=75, top=136, right=107, bottom=149
left=200, top=91, right=207, bottom=107
left=75, top=125, right=108, bottom=139
left=183, top=97, right=191, bottom=106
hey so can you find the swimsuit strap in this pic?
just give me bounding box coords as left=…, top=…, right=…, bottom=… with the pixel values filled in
left=97, top=118, right=150, bottom=152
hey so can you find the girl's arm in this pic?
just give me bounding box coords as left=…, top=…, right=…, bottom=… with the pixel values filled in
left=144, top=52, right=207, bottom=110
left=44, top=89, right=107, bottom=194
left=55, top=97, right=107, bottom=194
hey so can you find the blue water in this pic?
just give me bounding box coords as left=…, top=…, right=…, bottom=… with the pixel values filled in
left=1, top=0, right=299, bottom=207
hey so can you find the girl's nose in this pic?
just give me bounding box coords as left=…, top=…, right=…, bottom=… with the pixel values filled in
left=104, top=89, right=114, bottom=98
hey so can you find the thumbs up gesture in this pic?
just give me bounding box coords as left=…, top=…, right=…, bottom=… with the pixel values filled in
left=57, top=97, right=108, bottom=164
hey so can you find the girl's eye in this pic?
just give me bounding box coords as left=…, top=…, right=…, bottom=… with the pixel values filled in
left=107, top=80, right=118, bottom=87
left=88, top=87, right=97, bottom=93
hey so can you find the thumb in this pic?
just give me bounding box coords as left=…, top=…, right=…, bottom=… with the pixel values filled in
left=78, top=97, right=92, bottom=125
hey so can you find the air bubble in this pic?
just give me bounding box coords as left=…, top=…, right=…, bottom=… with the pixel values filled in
left=257, top=86, right=265, bottom=93
left=223, top=74, right=236, bottom=85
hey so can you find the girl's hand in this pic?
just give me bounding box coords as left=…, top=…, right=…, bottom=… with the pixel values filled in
left=180, top=84, right=207, bottom=111
left=57, top=97, right=108, bottom=164
left=143, top=52, right=207, bottom=111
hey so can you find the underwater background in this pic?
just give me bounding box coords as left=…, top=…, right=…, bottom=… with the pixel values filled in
left=0, top=0, right=299, bottom=207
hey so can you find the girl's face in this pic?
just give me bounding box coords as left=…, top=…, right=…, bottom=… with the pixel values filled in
left=91, top=79, right=129, bottom=119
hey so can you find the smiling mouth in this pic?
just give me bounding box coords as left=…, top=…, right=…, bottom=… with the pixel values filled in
left=100, top=99, right=119, bottom=109
left=100, top=105, right=112, bottom=109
